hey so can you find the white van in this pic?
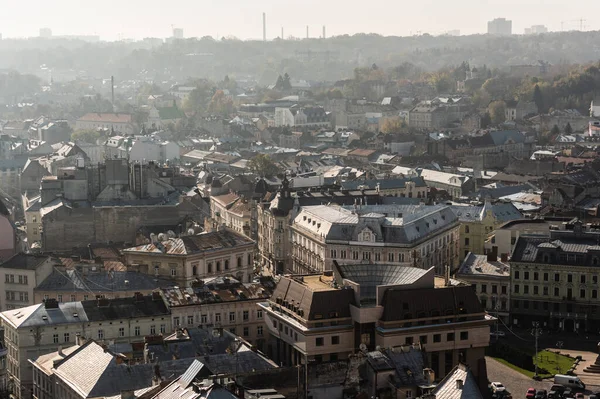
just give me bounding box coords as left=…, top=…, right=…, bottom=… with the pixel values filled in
left=554, top=374, right=585, bottom=390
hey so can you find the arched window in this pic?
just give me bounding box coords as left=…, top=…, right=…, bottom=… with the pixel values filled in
left=207, top=263, right=212, bottom=273
left=225, top=260, right=229, bottom=270
left=465, top=225, right=470, bottom=234
left=216, top=262, right=221, bottom=271
left=192, top=265, right=197, bottom=276
left=237, top=257, right=242, bottom=268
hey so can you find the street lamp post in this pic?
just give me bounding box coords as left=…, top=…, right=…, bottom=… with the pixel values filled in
left=532, top=322, right=542, bottom=379
left=556, top=341, right=564, bottom=374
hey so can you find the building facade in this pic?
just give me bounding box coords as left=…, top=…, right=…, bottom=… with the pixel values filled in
left=456, top=252, right=510, bottom=322
left=260, top=267, right=492, bottom=380
left=160, top=276, right=275, bottom=350
left=509, top=221, right=600, bottom=332
left=0, top=254, right=56, bottom=311
left=122, top=228, right=256, bottom=285
left=1, top=293, right=172, bottom=398
left=291, top=204, right=461, bottom=275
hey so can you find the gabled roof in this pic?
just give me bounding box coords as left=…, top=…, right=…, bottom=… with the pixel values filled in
left=54, top=341, right=195, bottom=399
left=122, top=230, right=254, bottom=256
left=0, top=253, right=53, bottom=270
left=432, top=363, right=483, bottom=399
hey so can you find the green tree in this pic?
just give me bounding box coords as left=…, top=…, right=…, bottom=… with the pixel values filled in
left=71, top=129, right=103, bottom=144
left=274, top=75, right=284, bottom=90
left=247, top=154, right=280, bottom=178
left=488, top=100, right=507, bottom=125
left=533, top=84, right=544, bottom=113
left=282, top=73, right=292, bottom=90
left=551, top=124, right=560, bottom=135
left=480, top=112, right=492, bottom=128
left=564, top=122, right=573, bottom=134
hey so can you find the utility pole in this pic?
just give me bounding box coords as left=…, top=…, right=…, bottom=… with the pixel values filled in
left=531, top=322, right=542, bottom=379
left=556, top=341, right=564, bottom=374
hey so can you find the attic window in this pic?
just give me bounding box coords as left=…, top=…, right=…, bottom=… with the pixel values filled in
left=303, top=216, right=307, bottom=221
left=426, top=223, right=430, bottom=228
left=433, top=219, right=437, bottom=224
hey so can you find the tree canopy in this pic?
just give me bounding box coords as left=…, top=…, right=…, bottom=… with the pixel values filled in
left=247, top=154, right=280, bottom=178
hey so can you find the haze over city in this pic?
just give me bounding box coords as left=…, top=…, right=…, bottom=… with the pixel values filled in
left=0, top=0, right=598, bottom=40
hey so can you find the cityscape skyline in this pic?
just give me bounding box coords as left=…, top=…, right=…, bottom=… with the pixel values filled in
left=0, top=0, right=596, bottom=41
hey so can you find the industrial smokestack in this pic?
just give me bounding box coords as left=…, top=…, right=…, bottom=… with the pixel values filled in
left=111, top=76, right=115, bottom=112
left=263, top=13, right=266, bottom=41
left=323, top=26, right=326, bottom=39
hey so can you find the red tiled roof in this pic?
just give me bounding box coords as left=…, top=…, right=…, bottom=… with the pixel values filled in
left=78, top=113, right=132, bottom=124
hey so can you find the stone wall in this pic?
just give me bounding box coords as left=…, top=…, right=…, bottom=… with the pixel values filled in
left=43, top=200, right=202, bottom=251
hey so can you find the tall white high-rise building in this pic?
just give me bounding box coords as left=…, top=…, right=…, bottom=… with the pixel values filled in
left=172, top=28, right=183, bottom=39
left=487, top=18, right=512, bottom=35
left=39, top=28, right=52, bottom=38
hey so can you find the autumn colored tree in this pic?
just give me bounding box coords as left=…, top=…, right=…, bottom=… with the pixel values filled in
left=488, top=100, right=507, bottom=125
left=247, top=154, right=281, bottom=178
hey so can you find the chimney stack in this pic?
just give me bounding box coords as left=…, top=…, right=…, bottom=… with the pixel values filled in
left=263, top=13, right=266, bottom=41
left=111, top=76, right=115, bottom=113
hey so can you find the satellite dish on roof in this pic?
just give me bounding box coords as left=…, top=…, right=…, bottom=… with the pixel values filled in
left=157, top=233, right=168, bottom=242
left=359, top=343, right=368, bottom=353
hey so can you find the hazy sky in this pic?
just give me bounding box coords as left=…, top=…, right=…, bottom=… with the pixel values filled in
left=1, top=0, right=597, bottom=40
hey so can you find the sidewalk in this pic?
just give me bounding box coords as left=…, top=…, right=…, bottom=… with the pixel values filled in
left=548, top=348, right=600, bottom=387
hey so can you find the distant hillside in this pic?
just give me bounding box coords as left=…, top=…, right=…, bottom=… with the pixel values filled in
left=1, top=31, right=600, bottom=83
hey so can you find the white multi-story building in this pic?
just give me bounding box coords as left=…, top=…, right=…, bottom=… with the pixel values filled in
left=160, top=275, right=275, bottom=351
left=1, top=293, right=172, bottom=398
left=122, top=228, right=256, bottom=285
left=290, top=204, right=461, bottom=275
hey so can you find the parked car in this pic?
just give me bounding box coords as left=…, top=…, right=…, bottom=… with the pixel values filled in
left=555, top=375, right=585, bottom=390
left=535, top=389, right=547, bottom=399
left=547, top=391, right=558, bottom=399
left=589, top=394, right=598, bottom=399
left=526, top=388, right=537, bottom=399
left=491, top=382, right=506, bottom=392
left=549, top=385, right=565, bottom=394
left=575, top=393, right=584, bottom=399
left=563, top=388, right=573, bottom=398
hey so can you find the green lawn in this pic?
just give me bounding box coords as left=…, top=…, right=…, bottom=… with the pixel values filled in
left=534, top=350, right=575, bottom=376
left=493, top=350, right=574, bottom=379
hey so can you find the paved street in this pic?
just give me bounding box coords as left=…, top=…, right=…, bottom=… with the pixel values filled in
left=486, top=356, right=600, bottom=397
left=486, top=357, right=553, bottom=397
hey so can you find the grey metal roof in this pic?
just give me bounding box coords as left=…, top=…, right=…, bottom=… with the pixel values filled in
left=432, top=364, right=483, bottom=399
left=0, top=254, right=53, bottom=270
left=1, top=302, right=89, bottom=328
left=450, top=202, right=522, bottom=223
left=36, top=269, right=174, bottom=292
left=296, top=204, right=458, bottom=246
left=179, top=359, right=205, bottom=387
left=54, top=341, right=196, bottom=399
left=457, top=253, right=510, bottom=278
